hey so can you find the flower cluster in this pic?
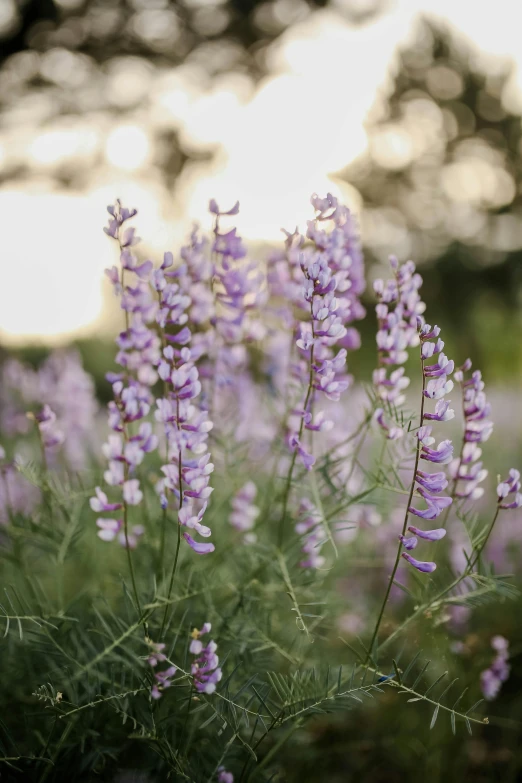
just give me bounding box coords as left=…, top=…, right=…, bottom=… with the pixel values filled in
left=34, top=405, right=65, bottom=455
left=0, top=352, right=99, bottom=470
left=146, top=640, right=177, bottom=700
left=212, top=200, right=265, bottom=346
left=497, top=469, right=522, bottom=510
left=398, top=322, right=454, bottom=573
left=288, top=228, right=359, bottom=468
left=480, top=636, right=510, bottom=700
left=295, top=498, right=325, bottom=569
left=373, top=256, right=425, bottom=420
left=229, top=482, right=260, bottom=543
left=449, top=360, right=492, bottom=501
left=189, top=623, right=222, bottom=694
left=154, top=261, right=214, bottom=555
left=94, top=202, right=161, bottom=549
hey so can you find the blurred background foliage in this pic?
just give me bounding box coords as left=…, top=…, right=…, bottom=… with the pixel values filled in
left=1, top=1, right=522, bottom=382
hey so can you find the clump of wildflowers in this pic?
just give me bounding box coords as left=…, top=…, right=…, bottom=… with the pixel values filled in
left=146, top=639, right=177, bottom=700
left=372, top=256, right=425, bottom=418
left=153, top=258, right=215, bottom=555
left=480, top=636, right=510, bottom=700
left=94, top=201, right=159, bottom=551
left=190, top=623, right=222, bottom=694
left=286, top=194, right=364, bottom=472
left=397, top=320, right=454, bottom=573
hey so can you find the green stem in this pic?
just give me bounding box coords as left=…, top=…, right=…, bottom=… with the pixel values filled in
left=366, top=347, right=426, bottom=662
left=122, top=488, right=142, bottom=617
left=160, top=428, right=184, bottom=638
left=278, top=302, right=315, bottom=548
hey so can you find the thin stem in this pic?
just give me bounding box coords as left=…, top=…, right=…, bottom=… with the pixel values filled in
left=278, top=302, right=315, bottom=548
left=469, top=506, right=500, bottom=571
left=160, top=397, right=184, bottom=638
left=366, top=347, right=426, bottom=662
left=122, top=467, right=142, bottom=617
left=160, top=514, right=182, bottom=639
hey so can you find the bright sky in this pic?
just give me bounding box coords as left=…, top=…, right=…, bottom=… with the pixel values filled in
left=2, top=0, right=522, bottom=344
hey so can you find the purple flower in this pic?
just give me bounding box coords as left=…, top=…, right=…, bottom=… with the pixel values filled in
left=146, top=637, right=177, bottom=699
left=147, top=642, right=167, bottom=667
left=399, top=534, right=418, bottom=550
left=34, top=404, right=65, bottom=451
left=418, top=428, right=453, bottom=464
left=281, top=194, right=364, bottom=477
left=295, top=498, right=326, bottom=568
left=497, top=469, right=522, bottom=509
left=217, top=767, right=234, bottom=783
left=449, top=361, right=493, bottom=501
left=96, top=517, right=123, bottom=542
left=373, top=257, right=425, bottom=405
left=423, top=399, right=454, bottom=422
left=409, top=488, right=452, bottom=520
left=401, top=553, right=437, bottom=573
left=183, top=533, right=215, bottom=555
left=190, top=623, right=222, bottom=694
left=414, top=470, right=448, bottom=493
left=123, top=479, right=143, bottom=506
left=407, top=525, right=446, bottom=541
left=90, top=487, right=123, bottom=513
left=374, top=408, right=403, bottom=440
left=480, top=636, right=510, bottom=701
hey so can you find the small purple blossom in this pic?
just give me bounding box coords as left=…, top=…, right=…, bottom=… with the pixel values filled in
left=497, top=469, right=522, bottom=509
left=408, top=488, right=452, bottom=520
left=399, top=534, right=417, bottom=550
left=34, top=405, right=65, bottom=452
left=480, top=636, right=510, bottom=701
left=295, top=498, right=326, bottom=569
left=407, top=525, right=446, bottom=541
left=401, top=553, right=437, bottom=573
left=373, top=257, right=425, bottom=405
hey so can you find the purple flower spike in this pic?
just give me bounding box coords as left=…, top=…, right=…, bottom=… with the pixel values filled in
left=401, top=552, right=437, bottom=573
left=183, top=532, right=215, bottom=555
left=407, top=525, right=447, bottom=541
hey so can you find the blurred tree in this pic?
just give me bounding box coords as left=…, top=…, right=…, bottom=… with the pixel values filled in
left=338, top=18, right=522, bottom=374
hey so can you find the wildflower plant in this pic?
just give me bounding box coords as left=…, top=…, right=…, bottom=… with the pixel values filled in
left=0, top=193, right=520, bottom=781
